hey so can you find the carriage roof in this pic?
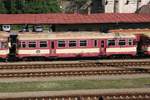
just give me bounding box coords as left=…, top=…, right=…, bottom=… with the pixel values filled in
left=17, top=32, right=136, bottom=41
left=141, top=32, right=150, bottom=37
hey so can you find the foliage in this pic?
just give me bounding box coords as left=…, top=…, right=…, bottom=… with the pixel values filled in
left=0, top=1, right=6, bottom=13
left=0, top=0, right=61, bottom=14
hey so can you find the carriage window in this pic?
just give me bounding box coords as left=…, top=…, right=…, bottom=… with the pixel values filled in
left=108, top=40, right=115, bottom=46
left=128, top=39, right=132, bottom=45
left=119, top=40, right=126, bottom=46
left=28, top=41, right=36, bottom=48
left=1, top=42, right=7, bottom=48
left=40, top=41, right=47, bottom=48
left=80, top=40, right=87, bottom=47
left=94, top=40, right=98, bottom=47
left=58, top=40, right=65, bottom=47
left=101, top=40, right=104, bottom=47
left=21, top=42, right=26, bottom=48
left=69, top=40, right=76, bottom=47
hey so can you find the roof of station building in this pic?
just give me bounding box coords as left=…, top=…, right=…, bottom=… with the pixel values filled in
left=0, top=13, right=149, bottom=25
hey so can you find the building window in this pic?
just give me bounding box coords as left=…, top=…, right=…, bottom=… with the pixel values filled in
left=28, top=41, right=36, bottom=48
left=80, top=40, right=87, bottom=47
left=40, top=41, right=47, bottom=48
left=108, top=40, right=115, bottom=47
left=58, top=40, right=65, bottom=48
left=69, top=40, right=76, bottom=47
left=68, top=29, right=79, bottom=31
left=119, top=40, right=126, bottom=46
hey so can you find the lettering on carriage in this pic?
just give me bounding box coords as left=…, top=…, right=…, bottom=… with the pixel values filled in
left=36, top=50, right=40, bottom=54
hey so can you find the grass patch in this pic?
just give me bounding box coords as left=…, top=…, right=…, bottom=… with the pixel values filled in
left=0, top=78, right=149, bottom=92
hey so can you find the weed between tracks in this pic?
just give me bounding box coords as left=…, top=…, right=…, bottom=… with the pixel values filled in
left=0, top=78, right=149, bottom=92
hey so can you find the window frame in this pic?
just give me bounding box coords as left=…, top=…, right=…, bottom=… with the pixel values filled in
left=58, top=40, right=66, bottom=48
left=128, top=39, right=132, bottom=45
left=69, top=40, right=77, bottom=48
left=19, top=41, right=27, bottom=48
left=80, top=40, right=87, bottom=47
left=28, top=41, right=36, bottom=48
left=107, top=40, right=115, bottom=47
left=118, top=39, right=126, bottom=46
left=39, top=41, right=47, bottom=48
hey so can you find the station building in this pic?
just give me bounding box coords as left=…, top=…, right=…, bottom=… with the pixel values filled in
left=0, top=13, right=149, bottom=33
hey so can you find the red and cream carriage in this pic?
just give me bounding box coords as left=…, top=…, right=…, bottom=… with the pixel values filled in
left=0, top=32, right=9, bottom=59
left=16, top=32, right=138, bottom=59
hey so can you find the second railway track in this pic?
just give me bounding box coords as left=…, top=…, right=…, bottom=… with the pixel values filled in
left=1, top=59, right=150, bottom=70
left=0, top=59, right=149, bottom=78
left=0, top=68, right=149, bottom=78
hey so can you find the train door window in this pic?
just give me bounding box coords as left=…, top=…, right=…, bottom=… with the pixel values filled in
left=40, top=41, right=47, bottom=48
left=128, top=39, right=132, bottom=45
left=101, top=40, right=104, bottom=48
left=18, top=42, right=21, bottom=48
left=51, top=41, right=54, bottom=49
left=21, top=42, right=26, bottom=48
left=133, top=39, right=137, bottom=45
left=0, top=42, right=1, bottom=48
left=94, top=40, right=98, bottom=47
left=69, top=40, right=76, bottom=47
left=28, top=41, right=36, bottom=48
left=58, top=40, right=65, bottom=48
left=80, top=40, right=87, bottom=47
left=119, top=39, right=126, bottom=46
left=107, top=40, right=115, bottom=47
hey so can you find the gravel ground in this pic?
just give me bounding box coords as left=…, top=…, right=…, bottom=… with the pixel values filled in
left=0, top=88, right=149, bottom=99
left=1, top=58, right=150, bottom=65
left=0, top=74, right=149, bottom=83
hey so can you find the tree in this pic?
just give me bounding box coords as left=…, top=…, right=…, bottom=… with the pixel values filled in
left=0, top=1, right=6, bottom=13
left=1, top=0, right=61, bottom=14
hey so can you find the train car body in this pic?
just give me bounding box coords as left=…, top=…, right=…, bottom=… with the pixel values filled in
left=0, top=32, right=9, bottom=59
left=16, top=32, right=138, bottom=59
left=139, top=33, right=150, bottom=55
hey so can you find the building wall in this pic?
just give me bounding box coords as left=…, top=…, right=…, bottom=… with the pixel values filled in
left=103, top=0, right=150, bottom=13
left=55, top=24, right=100, bottom=32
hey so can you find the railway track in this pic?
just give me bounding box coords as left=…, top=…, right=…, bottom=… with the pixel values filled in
left=0, top=60, right=149, bottom=78
left=3, top=93, right=149, bottom=100
left=0, top=68, right=149, bottom=78
left=1, top=90, right=150, bottom=100
left=1, top=59, right=150, bottom=70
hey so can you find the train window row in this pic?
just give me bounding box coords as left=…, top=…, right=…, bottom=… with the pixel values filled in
left=107, top=39, right=133, bottom=47
left=58, top=40, right=87, bottom=48
left=19, top=41, right=47, bottom=48
left=18, top=39, right=133, bottom=48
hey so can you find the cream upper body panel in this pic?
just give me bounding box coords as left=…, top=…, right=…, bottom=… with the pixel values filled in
left=18, top=32, right=136, bottom=41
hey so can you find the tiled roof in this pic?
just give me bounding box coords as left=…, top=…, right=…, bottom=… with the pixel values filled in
left=0, top=13, right=149, bottom=24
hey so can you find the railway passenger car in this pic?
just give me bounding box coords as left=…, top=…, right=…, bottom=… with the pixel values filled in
left=0, top=32, right=9, bottom=59
left=16, top=32, right=138, bottom=60
left=139, top=33, right=150, bottom=55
